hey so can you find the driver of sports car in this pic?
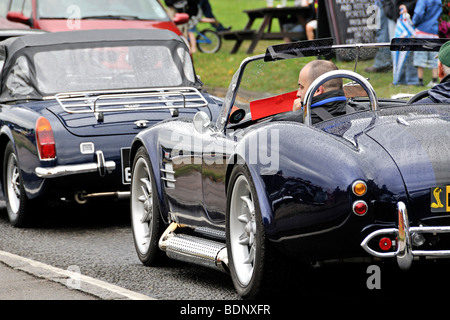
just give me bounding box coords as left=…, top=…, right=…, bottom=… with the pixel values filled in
left=271, top=59, right=348, bottom=124
left=413, top=40, right=450, bottom=104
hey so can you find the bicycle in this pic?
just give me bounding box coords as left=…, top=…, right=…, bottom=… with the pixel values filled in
left=192, top=26, right=222, bottom=54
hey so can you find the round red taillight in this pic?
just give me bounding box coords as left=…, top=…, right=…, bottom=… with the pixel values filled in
left=352, top=200, right=368, bottom=216
left=379, top=237, right=392, bottom=251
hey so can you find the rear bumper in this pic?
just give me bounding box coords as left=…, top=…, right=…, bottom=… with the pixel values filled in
left=35, top=151, right=116, bottom=178
left=361, top=201, right=450, bottom=270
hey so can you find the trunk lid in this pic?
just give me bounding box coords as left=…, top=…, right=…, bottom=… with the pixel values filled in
left=365, top=113, right=450, bottom=223
left=48, top=105, right=183, bottom=136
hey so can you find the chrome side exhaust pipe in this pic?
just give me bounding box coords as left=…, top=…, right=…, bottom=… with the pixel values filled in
left=159, top=223, right=228, bottom=273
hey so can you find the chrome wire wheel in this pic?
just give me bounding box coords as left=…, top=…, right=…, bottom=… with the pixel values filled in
left=6, top=152, right=21, bottom=217
left=131, top=156, right=153, bottom=256
left=229, top=174, right=257, bottom=287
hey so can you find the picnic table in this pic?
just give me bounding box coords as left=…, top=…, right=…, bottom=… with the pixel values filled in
left=220, top=6, right=312, bottom=54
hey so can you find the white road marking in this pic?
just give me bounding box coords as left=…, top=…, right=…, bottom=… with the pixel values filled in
left=0, top=250, right=155, bottom=300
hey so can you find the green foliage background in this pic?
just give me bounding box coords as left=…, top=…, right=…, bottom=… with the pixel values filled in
left=177, top=0, right=434, bottom=97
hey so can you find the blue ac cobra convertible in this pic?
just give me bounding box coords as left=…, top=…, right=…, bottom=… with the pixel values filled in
left=0, top=29, right=220, bottom=227
left=129, top=37, right=450, bottom=299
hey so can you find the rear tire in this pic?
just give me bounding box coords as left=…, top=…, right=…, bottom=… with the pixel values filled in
left=130, top=146, right=167, bottom=266
left=226, top=164, right=294, bottom=299
left=3, top=142, right=34, bottom=227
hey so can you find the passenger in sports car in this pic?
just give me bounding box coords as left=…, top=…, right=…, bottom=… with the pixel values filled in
left=271, top=59, right=347, bottom=124
left=414, top=40, right=450, bottom=104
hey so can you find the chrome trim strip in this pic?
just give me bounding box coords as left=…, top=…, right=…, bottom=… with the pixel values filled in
left=161, top=177, right=176, bottom=183
left=160, top=168, right=175, bottom=174
left=361, top=201, right=450, bottom=270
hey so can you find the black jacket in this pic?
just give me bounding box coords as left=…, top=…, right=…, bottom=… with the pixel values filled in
left=383, top=0, right=416, bottom=21
left=165, top=0, right=199, bottom=16
left=416, top=75, right=450, bottom=104
left=271, top=89, right=347, bottom=124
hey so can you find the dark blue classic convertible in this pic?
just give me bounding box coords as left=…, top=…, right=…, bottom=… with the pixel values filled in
left=129, top=38, right=450, bottom=299
left=0, top=29, right=220, bottom=227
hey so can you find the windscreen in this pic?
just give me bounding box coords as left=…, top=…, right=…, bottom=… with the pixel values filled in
left=36, top=0, right=169, bottom=21
left=220, top=42, right=439, bottom=129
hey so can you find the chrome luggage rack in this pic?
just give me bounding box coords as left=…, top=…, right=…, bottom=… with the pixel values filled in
left=54, top=87, right=208, bottom=122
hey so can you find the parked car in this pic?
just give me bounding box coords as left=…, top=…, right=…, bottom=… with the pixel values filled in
left=0, top=28, right=221, bottom=227
left=0, top=1, right=28, bottom=29
left=0, top=17, right=29, bottom=30
left=129, top=37, right=450, bottom=299
left=0, top=28, right=45, bottom=41
left=4, top=0, right=188, bottom=35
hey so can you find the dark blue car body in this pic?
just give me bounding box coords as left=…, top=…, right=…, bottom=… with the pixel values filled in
left=0, top=29, right=220, bottom=227
left=129, top=38, right=450, bottom=299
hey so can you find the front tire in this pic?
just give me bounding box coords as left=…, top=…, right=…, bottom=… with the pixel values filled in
left=130, top=146, right=166, bottom=266
left=3, top=142, right=35, bottom=227
left=226, top=164, right=292, bottom=299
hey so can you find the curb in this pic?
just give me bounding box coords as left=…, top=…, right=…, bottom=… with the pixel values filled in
left=0, top=250, right=155, bottom=300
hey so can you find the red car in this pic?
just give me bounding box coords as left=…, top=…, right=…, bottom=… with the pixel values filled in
left=4, top=0, right=188, bottom=35
left=0, top=17, right=29, bottom=29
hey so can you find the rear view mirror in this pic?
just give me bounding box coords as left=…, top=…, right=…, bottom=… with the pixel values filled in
left=193, top=111, right=211, bottom=134
left=7, top=12, right=32, bottom=27
left=173, top=13, right=189, bottom=25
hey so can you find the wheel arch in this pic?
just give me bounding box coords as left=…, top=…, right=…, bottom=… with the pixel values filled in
left=129, top=137, right=144, bottom=169
left=225, top=154, right=275, bottom=229
left=0, top=127, right=17, bottom=198
left=130, top=134, right=171, bottom=222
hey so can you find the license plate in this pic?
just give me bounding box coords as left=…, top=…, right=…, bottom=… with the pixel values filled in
left=431, top=186, right=450, bottom=212
left=121, top=148, right=131, bottom=185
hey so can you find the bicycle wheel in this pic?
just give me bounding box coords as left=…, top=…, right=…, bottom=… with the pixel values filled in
left=196, top=29, right=222, bottom=54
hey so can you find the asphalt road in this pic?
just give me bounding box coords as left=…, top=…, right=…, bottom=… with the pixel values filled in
left=2, top=199, right=450, bottom=306
left=0, top=200, right=238, bottom=300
